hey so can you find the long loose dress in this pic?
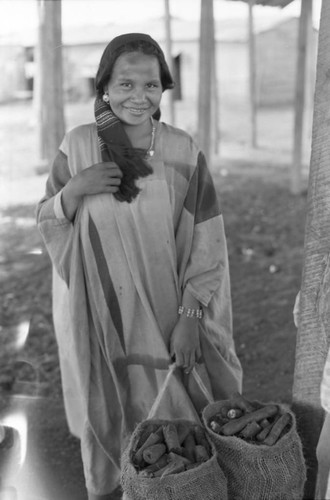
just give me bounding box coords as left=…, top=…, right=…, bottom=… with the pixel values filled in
left=37, top=120, right=242, bottom=494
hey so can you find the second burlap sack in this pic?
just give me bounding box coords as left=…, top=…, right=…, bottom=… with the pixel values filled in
left=202, top=399, right=306, bottom=500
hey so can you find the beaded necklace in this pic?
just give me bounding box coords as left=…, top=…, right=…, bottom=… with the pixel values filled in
left=146, top=117, right=156, bottom=157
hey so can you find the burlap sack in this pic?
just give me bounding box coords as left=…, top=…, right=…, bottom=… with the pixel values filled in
left=202, top=400, right=306, bottom=500
left=121, top=418, right=227, bottom=500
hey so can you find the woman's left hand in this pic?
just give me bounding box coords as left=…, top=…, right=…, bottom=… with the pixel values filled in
left=170, top=316, right=201, bottom=373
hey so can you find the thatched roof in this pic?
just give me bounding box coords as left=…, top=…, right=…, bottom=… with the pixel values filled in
left=228, top=0, right=295, bottom=7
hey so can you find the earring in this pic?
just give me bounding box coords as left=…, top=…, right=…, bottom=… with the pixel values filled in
left=102, top=93, right=110, bottom=103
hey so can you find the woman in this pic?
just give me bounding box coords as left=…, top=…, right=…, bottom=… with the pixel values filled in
left=37, top=33, right=242, bottom=500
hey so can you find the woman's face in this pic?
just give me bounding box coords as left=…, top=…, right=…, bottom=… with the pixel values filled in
left=104, top=51, right=163, bottom=126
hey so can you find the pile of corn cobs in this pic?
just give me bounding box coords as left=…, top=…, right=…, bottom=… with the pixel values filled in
left=132, top=421, right=212, bottom=478
left=207, top=393, right=292, bottom=445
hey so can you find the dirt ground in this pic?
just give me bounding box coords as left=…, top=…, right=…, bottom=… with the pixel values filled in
left=0, top=100, right=308, bottom=499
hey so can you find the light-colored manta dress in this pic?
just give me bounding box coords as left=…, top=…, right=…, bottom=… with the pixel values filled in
left=37, top=120, right=242, bottom=495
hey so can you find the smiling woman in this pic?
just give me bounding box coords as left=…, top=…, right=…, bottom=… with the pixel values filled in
left=35, top=31, right=242, bottom=500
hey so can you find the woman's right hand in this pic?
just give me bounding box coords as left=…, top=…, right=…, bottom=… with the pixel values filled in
left=61, top=162, right=122, bottom=220
left=69, top=161, right=123, bottom=198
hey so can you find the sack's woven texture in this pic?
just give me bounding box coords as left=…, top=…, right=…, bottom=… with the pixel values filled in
left=121, top=418, right=228, bottom=500
left=202, top=401, right=306, bottom=500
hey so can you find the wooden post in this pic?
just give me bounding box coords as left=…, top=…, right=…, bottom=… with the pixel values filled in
left=293, top=1, right=330, bottom=497
left=303, top=0, right=315, bottom=171
left=164, top=0, right=175, bottom=126
left=35, top=0, right=65, bottom=168
left=248, top=0, right=257, bottom=148
left=211, top=39, right=220, bottom=155
left=291, top=0, right=313, bottom=195
left=198, top=0, right=215, bottom=166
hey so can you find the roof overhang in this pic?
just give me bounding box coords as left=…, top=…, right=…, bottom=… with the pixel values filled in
left=228, top=0, right=295, bottom=7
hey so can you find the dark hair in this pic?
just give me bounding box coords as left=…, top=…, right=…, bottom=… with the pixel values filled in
left=95, top=33, right=174, bottom=98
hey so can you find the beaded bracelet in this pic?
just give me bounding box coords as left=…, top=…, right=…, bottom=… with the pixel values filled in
left=178, top=305, right=203, bottom=319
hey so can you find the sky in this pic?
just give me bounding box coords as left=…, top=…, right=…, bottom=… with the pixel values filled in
left=0, top=0, right=323, bottom=37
